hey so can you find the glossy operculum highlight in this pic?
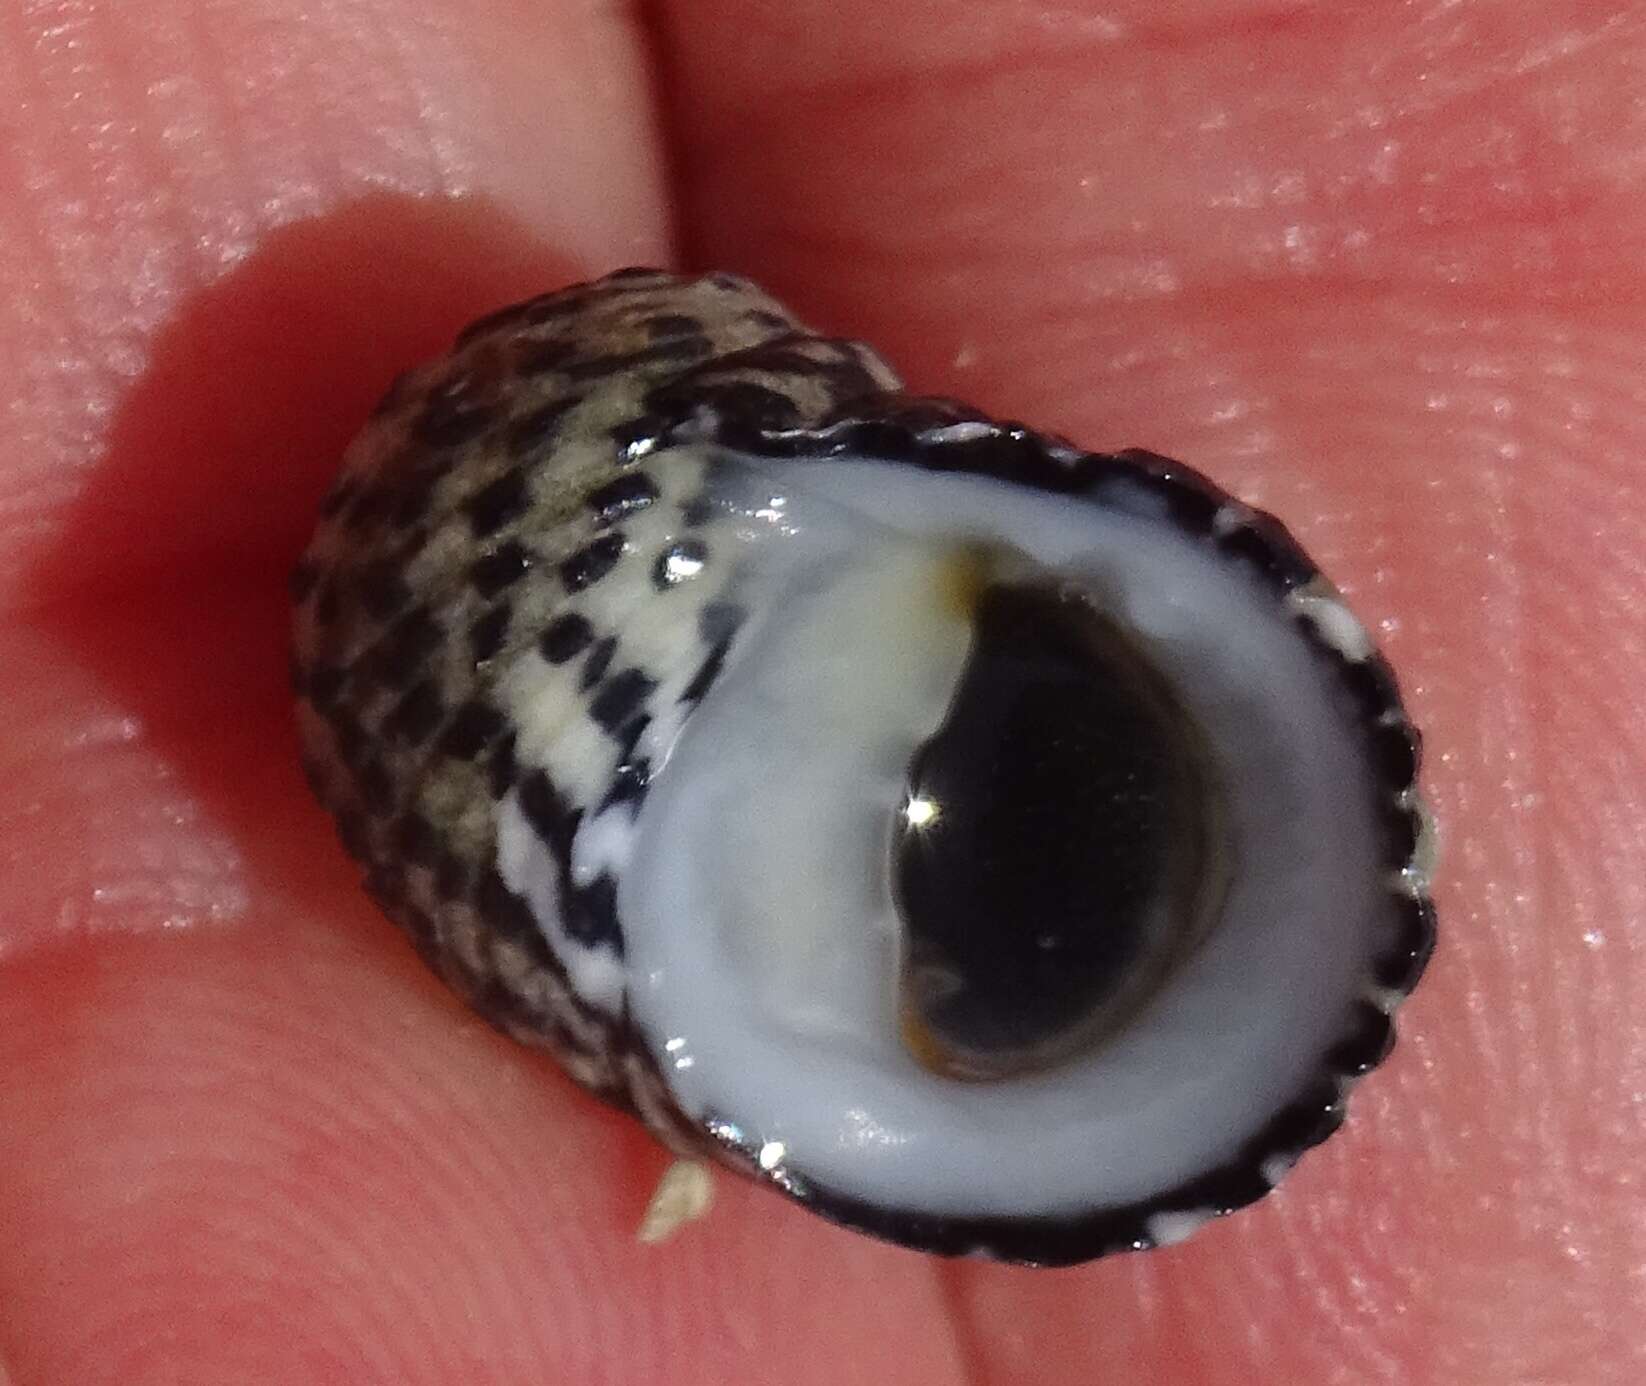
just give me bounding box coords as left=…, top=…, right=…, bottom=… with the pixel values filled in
left=894, top=558, right=1231, bottom=1082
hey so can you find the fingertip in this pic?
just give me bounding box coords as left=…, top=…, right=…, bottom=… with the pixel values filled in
left=0, top=0, right=672, bottom=610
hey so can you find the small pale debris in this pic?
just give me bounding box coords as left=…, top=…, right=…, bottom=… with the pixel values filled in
left=1146, top=1208, right=1212, bottom=1248
left=637, top=1158, right=715, bottom=1244
left=1403, top=792, right=1440, bottom=892
left=1260, top=1154, right=1295, bottom=1187
left=1362, top=981, right=1406, bottom=1015
left=1286, top=580, right=1373, bottom=663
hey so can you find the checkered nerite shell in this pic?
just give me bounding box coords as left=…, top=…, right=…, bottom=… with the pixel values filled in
left=290, top=269, right=902, bottom=1148
left=291, top=268, right=1435, bottom=1265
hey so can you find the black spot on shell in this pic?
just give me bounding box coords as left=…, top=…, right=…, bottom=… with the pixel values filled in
left=328, top=708, right=368, bottom=770
left=392, top=812, right=438, bottom=869
left=477, top=867, right=542, bottom=943
left=1338, top=656, right=1402, bottom=724
left=342, top=487, right=387, bottom=533
left=314, top=580, right=341, bottom=628
left=503, top=906, right=561, bottom=974
left=433, top=850, right=470, bottom=901
left=383, top=680, right=444, bottom=747
left=362, top=863, right=406, bottom=916
left=586, top=472, right=659, bottom=525
left=1370, top=722, right=1420, bottom=791
left=652, top=538, right=708, bottom=590
left=385, top=468, right=440, bottom=529
left=354, top=559, right=411, bottom=621
left=680, top=495, right=716, bottom=528
left=645, top=313, right=702, bottom=340
left=904, top=416, right=1043, bottom=477
left=580, top=636, right=617, bottom=690
left=1258, top=1079, right=1347, bottom=1157
left=439, top=700, right=505, bottom=759
left=469, top=603, right=512, bottom=664
left=396, top=900, right=439, bottom=951
left=519, top=768, right=579, bottom=863
left=1216, top=519, right=1315, bottom=593
left=318, top=479, right=356, bottom=519
left=1374, top=898, right=1436, bottom=992
left=506, top=397, right=581, bottom=457
left=385, top=528, right=430, bottom=576
left=1325, top=1003, right=1395, bottom=1075
left=514, top=338, right=578, bottom=375
left=1084, top=450, right=1227, bottom=536
left=334, top=806, right=370, bottom=860
left=416, top=379, right=495, bottom=448
left=611, top=713, right=649, bottom=764
left=1116, top=444, right=1226, bottom=495
left=680, top=635, right=733, bottom=707
left=668, top=381, right=804, bottom=436
left=369, top=608, right=442, bottom=690
left=470, top=540, right=532, bottom=598
left=304, top=663, right=345, bottom=712
left=591, top=669, right=656, bottom=734
left=560, top=337, right=713, bottom=383
left=601, top=758, right=651, bottom=812
left=357, top=757, right=394, bottom=814
left=488, top=732, right=518, bottom=798
left=560, top=533, right=625, bottom=593
left=698, top=600, right=744, bottom=645
left=522, top=292, right=591, bottom=326
left=540, top=613, right=595, bottom=665
left=1156, top=474, right=1221, bottom=535
left=609, top=418, right=658, bottom=460
left=1156, top=1162, right=1271, bottom=1230
left=566, top=873, right=624, bottom=954
left=1380, top=801, right=1424, bottom=870
left=463, top=468, right=530, bottom=538
left=695, top=342, right=873, bottom=397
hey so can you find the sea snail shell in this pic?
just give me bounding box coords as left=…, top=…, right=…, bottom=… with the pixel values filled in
left=290, top=269, right=1435, bottom=1266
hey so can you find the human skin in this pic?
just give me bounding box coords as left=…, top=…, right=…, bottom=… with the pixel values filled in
left=0, top=0, right=1641, bottom=1381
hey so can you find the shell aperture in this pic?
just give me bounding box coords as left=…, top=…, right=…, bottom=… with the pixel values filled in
left=291, top=269, right=1435, bottom=1264
left=894, top=573, right=1227, bottom=1083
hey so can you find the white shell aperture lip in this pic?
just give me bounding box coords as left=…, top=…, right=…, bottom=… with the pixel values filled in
left=616, top=453, right=1401, bottom=1221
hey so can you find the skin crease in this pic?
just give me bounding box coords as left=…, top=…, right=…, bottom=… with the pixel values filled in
left=0, top=0, right=1642, bottom=1379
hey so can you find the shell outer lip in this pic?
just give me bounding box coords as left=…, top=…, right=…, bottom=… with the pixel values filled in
left=641, top=387, right=1436, bottom=1268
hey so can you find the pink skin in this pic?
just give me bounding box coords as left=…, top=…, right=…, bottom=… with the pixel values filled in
left=0, top=1, right=1640, bottom=1380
